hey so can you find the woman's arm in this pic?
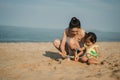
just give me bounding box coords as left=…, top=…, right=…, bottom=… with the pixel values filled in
left=60, top=29, right=67, bottom=54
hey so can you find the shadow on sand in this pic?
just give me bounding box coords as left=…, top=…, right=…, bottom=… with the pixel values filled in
left=43, top=51, right=62, bottom=61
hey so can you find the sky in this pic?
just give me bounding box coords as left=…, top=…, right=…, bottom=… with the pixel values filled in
left=0, top=0, right=120, bottom=32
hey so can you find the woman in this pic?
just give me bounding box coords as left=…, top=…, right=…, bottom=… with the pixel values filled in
left=53, top=17, right=85, bottom=59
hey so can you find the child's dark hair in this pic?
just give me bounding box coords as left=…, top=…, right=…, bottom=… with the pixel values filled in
left=69, top=17, right=81, bottom=29
left=86, top=32, right=97, bottom=44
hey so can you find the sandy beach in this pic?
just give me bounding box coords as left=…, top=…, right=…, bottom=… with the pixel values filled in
left=0, top=42, right=120, bottom=80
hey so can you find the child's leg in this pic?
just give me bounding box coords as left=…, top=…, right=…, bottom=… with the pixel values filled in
left=88, top=58, right=99, bottom=65
left=81, top=56, right=88, bottom=62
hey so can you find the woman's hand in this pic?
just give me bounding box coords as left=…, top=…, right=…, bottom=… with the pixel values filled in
left=60, top=45, right=66, bottom=54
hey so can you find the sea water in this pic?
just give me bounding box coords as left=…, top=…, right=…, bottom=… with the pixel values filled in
left=0, top=25, right=120, bottom=42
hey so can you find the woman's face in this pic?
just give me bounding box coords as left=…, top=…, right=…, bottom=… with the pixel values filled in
left=70, top=28, right=79, bottom=36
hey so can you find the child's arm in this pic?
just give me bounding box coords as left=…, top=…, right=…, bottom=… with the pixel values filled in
left=77, top=51, right=84, bottom=57
left=78, top=47, right=86, bottom=52
left=76, top=46, right=86, bottom=57
left=94, top=47, right=101, bottom=57
left=74, top=46, right=86, bottom=57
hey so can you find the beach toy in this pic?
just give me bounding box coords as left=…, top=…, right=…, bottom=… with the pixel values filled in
left=75, top=48, right=78, bottom=54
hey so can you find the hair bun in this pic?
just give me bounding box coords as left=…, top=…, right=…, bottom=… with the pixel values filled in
left=71, top=17, right=80, bottom=25
left=72, top=17, right=77, bottom=20
left=72, top=17, right=77, bottom=22
left=69, top=17, right=81, bottom=29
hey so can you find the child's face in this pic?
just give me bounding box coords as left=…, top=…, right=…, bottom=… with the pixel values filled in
left=85, top=39, right=93, bottom=46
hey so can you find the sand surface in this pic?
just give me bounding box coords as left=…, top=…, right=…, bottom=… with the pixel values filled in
left=0, top=42, right=120, bottom=80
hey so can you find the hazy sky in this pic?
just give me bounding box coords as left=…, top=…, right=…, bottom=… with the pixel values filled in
left=0, top=0, right=120, bottom=32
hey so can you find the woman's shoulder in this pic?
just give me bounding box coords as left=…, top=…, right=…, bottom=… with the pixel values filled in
left=78, top=28, right=85, bottom=38
left=79, top=28, right=85, bottom=33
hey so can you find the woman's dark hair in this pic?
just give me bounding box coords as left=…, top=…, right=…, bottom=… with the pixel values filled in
left=69, top=17, right=81, bottom=29
left=86, top=32, right=97, bottom=43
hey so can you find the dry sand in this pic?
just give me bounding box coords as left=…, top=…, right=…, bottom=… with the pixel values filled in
left=0, top=42, right=120, bottom=80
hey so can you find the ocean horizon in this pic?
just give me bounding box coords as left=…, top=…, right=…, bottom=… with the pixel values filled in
left=0, top=25, right=120, bottom=42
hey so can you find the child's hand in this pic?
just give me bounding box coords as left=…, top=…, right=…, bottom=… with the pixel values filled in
left=82, top=47, right=86, bottom=51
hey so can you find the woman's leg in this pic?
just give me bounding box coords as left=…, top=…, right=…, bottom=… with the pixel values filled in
left=53, top=39, right=68, bottom=58
left=68, top=38, right=83, bottom=61
left=68, top=38, right=76, bottom=50
left=68, top=38, right=83, bottom=51
left=53, top=39, right=61, bottom=51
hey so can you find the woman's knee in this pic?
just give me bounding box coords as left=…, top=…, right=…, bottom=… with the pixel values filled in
left=68, top=39, right=75, bottom=50
left=53, top=39, right=60, bottom=48
left=53, top=39, right=60, bottom=44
